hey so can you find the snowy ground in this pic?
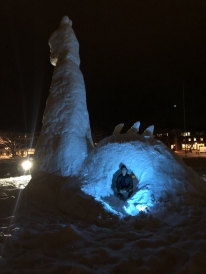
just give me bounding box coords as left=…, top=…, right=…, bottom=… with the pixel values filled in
left=0, top=161, right=206, bottom=273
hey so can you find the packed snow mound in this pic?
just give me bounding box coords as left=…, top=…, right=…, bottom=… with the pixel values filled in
left=82, top=133, right=206, bottom=216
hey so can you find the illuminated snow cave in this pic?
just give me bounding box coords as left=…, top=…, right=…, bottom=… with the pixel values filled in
left=81, top=124, right=206, bottom=216
left=27, top=16, right=206, bottom=217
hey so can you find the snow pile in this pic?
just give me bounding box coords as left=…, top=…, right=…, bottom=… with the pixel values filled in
left=82, top=132, right=206, bottom=216
left=0, top=175, right=31, bottom=188
left=1, top=175, right=206, bottom=273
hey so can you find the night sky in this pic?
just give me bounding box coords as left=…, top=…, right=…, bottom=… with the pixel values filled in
left=1, top=0, right=206, bottom=134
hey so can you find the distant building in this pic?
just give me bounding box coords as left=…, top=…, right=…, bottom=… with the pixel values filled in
left=154, top=129, right=206, bottom=152
left=0, top=131, right=40, bottom=157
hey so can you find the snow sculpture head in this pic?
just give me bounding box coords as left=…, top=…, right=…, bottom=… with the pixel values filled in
left=82, top=122, right=206, bottom=216
left=49, top=16, right=80, bottom=66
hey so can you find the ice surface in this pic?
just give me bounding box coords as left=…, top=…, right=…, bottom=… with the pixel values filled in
left=33, top=15, right=93, bottom=177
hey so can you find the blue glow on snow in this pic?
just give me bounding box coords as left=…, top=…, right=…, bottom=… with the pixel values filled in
left=82, top=182, right=154, bottom=217
left=124, top=203, right=149, bottom=216
left=123, top=205, right=138, bottom=216
left=136, top=205, right=148, bottom=211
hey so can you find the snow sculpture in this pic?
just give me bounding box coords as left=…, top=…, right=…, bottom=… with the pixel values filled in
left=82, top=125, right=206, bottom=216
left=127, top=121, right=140, bottom=134
left=26, top=17, right=206, bottom=219
left=113, top=123, right=124, bottom=134
left=33, top=16, right=93, bottom=177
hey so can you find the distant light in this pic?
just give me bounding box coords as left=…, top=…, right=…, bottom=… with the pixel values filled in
left=174, top=105, right=177, bottom=108
left=22, top=160, right=32, bottom=171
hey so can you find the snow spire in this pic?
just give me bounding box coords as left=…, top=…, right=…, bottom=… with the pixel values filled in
left=33, top=16, right=93, bottom=177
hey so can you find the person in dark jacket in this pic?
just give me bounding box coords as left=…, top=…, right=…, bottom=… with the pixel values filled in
left=116, top=165, right=133, bottom=200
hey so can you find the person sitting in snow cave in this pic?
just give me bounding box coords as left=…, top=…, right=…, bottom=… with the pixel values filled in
left=116, top=165, right=133, bottom=200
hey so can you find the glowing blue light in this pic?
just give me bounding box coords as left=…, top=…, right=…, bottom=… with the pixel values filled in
left=123, top=203, right=149, bottom=215
left=123, top=205, right=138, bottom=216
left=136, top=205, right=148, bottom=212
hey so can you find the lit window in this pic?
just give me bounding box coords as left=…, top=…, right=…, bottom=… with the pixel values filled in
left=194, top=138, right=196, bottom=141
left=188, top=138, right=191, bottom=141
left=200, top=138, right=203, bottom=141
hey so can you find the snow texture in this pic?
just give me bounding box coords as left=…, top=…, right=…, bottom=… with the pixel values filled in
left=33, top=16, right=93, bottom=177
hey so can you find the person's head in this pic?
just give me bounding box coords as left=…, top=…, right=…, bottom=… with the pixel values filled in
left=121, top=165, right=127, bottom=176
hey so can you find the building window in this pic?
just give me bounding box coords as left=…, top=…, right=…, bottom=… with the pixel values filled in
left=188, top=138, right=191, bottom=141
left=194, top=138, right=196, bottom=141
left=181, top=132, right=191, bottom=136
left=182, top=144, right=190, bottom=150
left=200, top=138, right=204, bottom=141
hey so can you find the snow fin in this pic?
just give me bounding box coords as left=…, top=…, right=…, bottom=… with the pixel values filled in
left=113, top=123, right=124, bottom=135
left=142, top=125, right=154, bottom=137
left=127, top=121, right=140, bottom=134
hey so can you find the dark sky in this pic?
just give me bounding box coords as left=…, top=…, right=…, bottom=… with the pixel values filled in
left=1, top=0, right=206, bottom=134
